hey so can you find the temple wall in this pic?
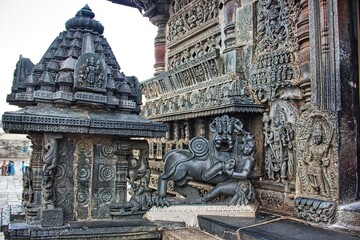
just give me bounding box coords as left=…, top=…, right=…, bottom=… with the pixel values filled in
left=139, top=0, right=359, bottom=225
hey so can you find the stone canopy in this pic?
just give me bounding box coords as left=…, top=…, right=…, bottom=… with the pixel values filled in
left=3, top=4, right=167, bottom=138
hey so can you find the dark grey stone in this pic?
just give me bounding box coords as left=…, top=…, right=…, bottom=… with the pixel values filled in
left=198, top=213, right=279, bottom=240
left=238, top=219, right=360, bottom=240
left=41, top=208, right=63, bottom=227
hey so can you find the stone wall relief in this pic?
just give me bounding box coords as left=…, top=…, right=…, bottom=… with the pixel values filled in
left=54, top=138, right=74, bottom=221
left=143, top=76, right=253, bottom=118
left=42, top=133, right=63, bottom=209
left=256, top=0, right=299, bottom=54
left=250, top=0, right=300, bottom=103
left=74, top=138, right=93, bottom=219
left=294, top=197, right=336, bottom=224
left=75, top=53, right=107, bottom=92
left=168, top=35, right=220, bottom=69
left=154, top=115, right=257, bottom=207
left=296, top=107, right=337, bottom=200
left=168, top=0, right=220, bottom=41
left=263, top=102, right=296, bottom=184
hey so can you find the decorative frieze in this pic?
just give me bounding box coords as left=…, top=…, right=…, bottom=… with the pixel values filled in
left=167, top=0, right=220, bottom=43
left=251, top=0, right=300, bottom=103
left=294, top=197, right=336, bottom=224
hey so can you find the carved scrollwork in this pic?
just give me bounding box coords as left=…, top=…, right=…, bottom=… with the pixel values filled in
left=251, top=0, right=300, bottom=103
left=260, top=190, right=284, bottom=208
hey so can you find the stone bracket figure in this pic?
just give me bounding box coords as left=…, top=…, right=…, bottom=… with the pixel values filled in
left=42, top=133, right=62, bottom=209
left=153, top=115, right=256, bottom=207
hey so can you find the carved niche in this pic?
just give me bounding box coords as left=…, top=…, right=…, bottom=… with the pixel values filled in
left=74, top=53, right=107, bottom=92
left=263, top=101, right=297, bottom=183
left=250, top=0, right=300, bottom=102
left=296, top=107, right=337, bottom=200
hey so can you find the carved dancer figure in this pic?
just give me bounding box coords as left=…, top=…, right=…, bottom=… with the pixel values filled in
left=305, top=122, right=332, bottom=196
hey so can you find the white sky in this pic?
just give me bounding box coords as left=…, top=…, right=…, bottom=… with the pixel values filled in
left=0, top=0, right=157, bottom=118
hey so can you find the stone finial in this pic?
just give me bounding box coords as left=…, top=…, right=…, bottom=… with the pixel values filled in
left=65, top=5, right=104, bottom=34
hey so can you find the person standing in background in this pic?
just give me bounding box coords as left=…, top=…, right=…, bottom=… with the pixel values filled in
left=7, top=161, right=12, bottom=176
left=10, top=161, right=15, bottom=175
left=2, top=160, right=7, bottom=176
left=21, top=161, right=25, bottom=174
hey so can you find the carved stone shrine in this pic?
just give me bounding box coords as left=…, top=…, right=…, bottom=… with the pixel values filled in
left=2, top=5, right=166, bottom=239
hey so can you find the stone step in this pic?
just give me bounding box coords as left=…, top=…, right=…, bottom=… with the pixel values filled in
left=162, top=228, right=221, bottom=240
left=198, top=213, right=360, bottom=240
left=332, top=201, right=360, bottom=234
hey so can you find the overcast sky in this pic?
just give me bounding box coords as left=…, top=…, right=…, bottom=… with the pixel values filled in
left=0, top=0, right=157, bottom=118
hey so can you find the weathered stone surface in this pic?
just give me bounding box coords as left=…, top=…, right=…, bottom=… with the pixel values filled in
left=8, top=219, right=161, bottom=239
left=146, top=202, right=259, bottom=227
left=162, top=228, right=221, bottom=240
left=41, top=208, right=63, bottom=227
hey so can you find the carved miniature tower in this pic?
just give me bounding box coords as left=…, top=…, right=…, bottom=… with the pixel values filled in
left=2, top=5, right=166, bottom=239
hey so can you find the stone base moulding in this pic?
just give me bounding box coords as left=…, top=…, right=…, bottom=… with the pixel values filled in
left=144, top=201, right=259, bottom=228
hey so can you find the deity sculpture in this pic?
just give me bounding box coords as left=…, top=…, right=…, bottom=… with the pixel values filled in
left=264, top=108, right=294, bottom=183
left=304, top=122, right=333, bottom=197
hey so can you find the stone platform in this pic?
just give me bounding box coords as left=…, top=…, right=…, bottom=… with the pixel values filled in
left=198, top=212, right=360, bottom=240
left=145, top=202, right=259, bottom=228
left=7, top=219, right=161, bottom=239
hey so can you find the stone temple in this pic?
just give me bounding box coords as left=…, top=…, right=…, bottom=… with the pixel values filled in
left=2, top=0, right=360, bottom=239
left=2, top=4, right=167, bottom=239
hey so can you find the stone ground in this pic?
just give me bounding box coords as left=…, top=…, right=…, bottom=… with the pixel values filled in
left=0, top=159, right=24, bottom=240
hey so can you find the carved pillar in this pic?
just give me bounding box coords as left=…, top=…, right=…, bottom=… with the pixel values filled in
left=222, top=0, right=241, bottom=74
left=173, top=122, right=180, bottom=141
left=309, top=0, right=338, bottom=111
left=150, top=14, right=169, bottom=75
left=223, top=0, right=239, bottom=50
left=297, top=0, right=311, bottom=105
left=184, top=121, right=190, bottom=143
left=110, top=143, right=131, bottom=217
left=26, top=134, right=43, bottom=224
left=165, top=122, right=172, bottom=140
left=197, top=119, right=206, bottom=138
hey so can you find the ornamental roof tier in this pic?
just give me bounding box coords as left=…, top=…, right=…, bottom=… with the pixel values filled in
left=2, top=5, right=167, bottom=138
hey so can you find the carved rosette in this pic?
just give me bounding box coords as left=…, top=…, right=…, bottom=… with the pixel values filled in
left=295, top=107, right=338, bottom=200
left=74, top=138, right=93, bottom=219
left=251, top=0, right=300, bottom=102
